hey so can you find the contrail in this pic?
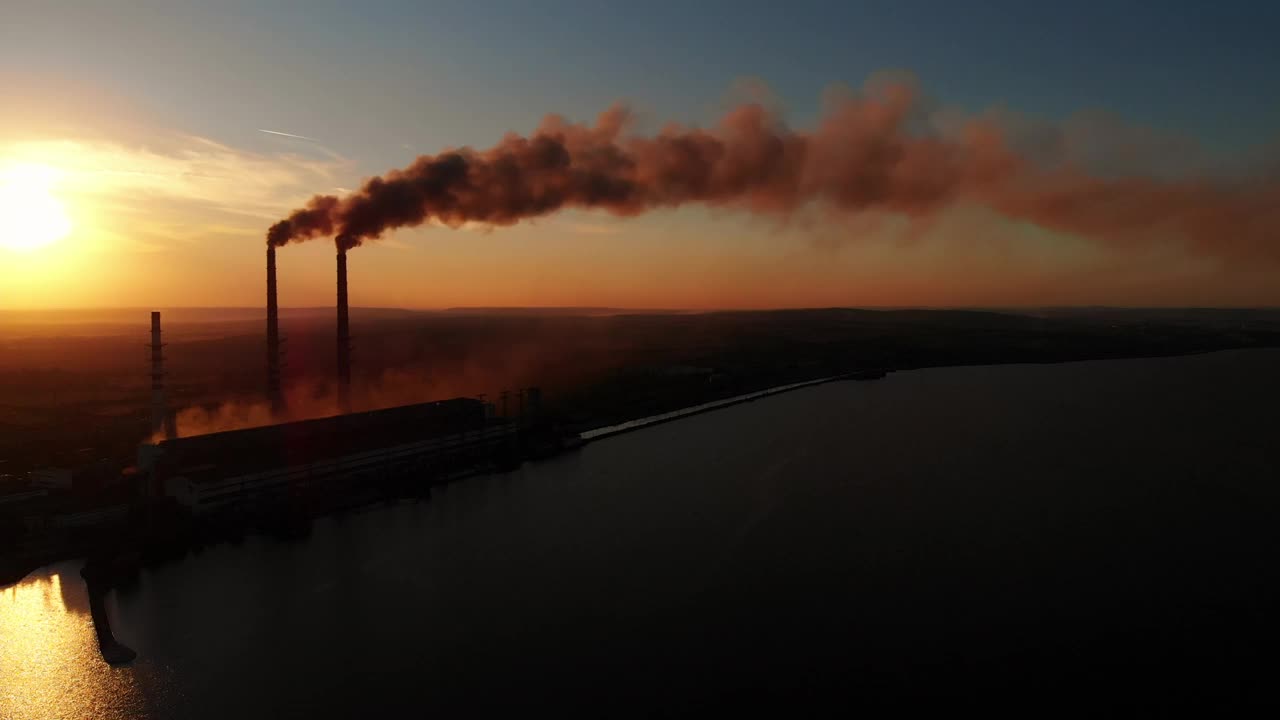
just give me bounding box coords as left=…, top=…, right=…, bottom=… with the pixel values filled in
left=257, top=128, right=321, bottom=142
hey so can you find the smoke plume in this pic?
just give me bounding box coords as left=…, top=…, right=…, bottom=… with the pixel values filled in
left=268, top=78, right=1278, bottom=262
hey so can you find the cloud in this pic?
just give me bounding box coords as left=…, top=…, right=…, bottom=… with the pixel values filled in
left=0, top=134, right=350, bottom=251
left=255, top=128, right=348, bottom=163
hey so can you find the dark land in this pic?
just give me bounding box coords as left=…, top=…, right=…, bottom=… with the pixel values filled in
left=2, top=306, right=1279, bottom=586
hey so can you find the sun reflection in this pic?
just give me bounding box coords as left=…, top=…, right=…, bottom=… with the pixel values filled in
left=0, top=564, right=145, bottom=719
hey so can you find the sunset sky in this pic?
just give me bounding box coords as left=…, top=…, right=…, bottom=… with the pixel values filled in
left=2, top=0, right=1278, bottom=310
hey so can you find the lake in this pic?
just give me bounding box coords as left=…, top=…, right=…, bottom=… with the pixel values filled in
left=3, top=350, right=1278, bottom=715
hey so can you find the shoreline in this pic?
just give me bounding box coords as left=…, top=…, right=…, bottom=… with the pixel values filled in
left=579, top=371, right=876, bottom=443
left=575, top=345, right=1260, bottom=446
left=3, top=345, right=1274, bottom=591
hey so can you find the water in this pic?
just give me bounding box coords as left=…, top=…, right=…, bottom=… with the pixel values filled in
left=3, top=350, right=1278, bottom=715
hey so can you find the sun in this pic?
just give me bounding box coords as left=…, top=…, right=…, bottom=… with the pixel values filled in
left=0, top=163, right=73, bottom=252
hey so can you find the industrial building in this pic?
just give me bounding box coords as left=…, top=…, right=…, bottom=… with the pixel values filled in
left=140, top=398, right=520, bottom=513
left=132, top=242, right=540, bottom=515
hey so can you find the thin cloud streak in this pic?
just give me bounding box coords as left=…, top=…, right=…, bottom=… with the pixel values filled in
left=257, top=128, right=321, bottom=142
left=1, top=134, right=349, bottom=252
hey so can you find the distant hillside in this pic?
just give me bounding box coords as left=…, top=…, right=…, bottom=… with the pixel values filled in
left=440, top=307, right=688, bottom=317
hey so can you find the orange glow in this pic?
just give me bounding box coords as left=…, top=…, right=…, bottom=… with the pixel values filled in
left=0, top=567, right=145, bottom=719
left=0, top=163, right=72, bottom=252
left=0, top=126, right=1276, bottom=309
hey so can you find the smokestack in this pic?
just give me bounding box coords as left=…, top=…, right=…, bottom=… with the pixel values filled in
left=336, top=248, right=352, bottom=413
left=149, top=312, right=177, bottom=441
left=266, top=245, right=283, bottom=415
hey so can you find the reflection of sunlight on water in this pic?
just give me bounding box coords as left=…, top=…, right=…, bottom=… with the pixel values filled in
left=0, top=563, right=146, bottom=719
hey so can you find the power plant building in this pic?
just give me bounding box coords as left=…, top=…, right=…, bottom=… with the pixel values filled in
left=141, top=398, right=515, bottom=513
left=135, top=238, right=527, bottom=514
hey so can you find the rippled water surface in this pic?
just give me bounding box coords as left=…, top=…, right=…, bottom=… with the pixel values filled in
left=3, top=350, right=1278, bottom=715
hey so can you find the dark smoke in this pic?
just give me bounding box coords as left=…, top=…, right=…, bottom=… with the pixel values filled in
left=267, top=195, right=339, bottom=248
left=267, top=79, right=1280, bottom=262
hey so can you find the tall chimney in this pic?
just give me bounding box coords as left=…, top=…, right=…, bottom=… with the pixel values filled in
left=336, top=248, right=352, bottom=413
left=149, top=312, right=177, bottom=440
left=266, top=245, right=284, bottom=415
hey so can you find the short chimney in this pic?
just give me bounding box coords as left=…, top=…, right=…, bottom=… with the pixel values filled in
left=149, top=312, right=177, bottom=440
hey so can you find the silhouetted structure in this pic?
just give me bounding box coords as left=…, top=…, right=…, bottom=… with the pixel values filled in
left=336, top=249, right=351, bottom=413
left=149, top=312, right=176, bottom=441
left=80, top=564, right=136, bottom=665
left=141, top=397, right=518, bottom=513
left=266, top=245, right=284, bottom=415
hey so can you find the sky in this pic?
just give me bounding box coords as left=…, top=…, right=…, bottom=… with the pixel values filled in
left=1, top=0, right=1277, bottom=309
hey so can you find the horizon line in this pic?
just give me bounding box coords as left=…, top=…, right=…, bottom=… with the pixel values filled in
left=3, top=304, right=1280, bottom=314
